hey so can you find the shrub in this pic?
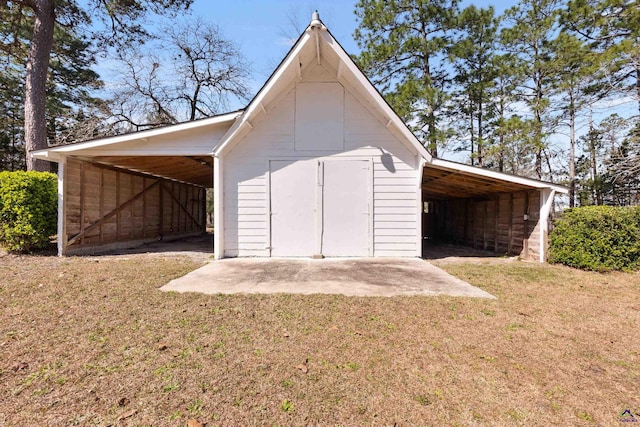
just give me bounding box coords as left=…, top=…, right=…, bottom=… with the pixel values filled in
left=548, top=206, right=640, bottom=272
left=0, top=171, right=57, bottom=253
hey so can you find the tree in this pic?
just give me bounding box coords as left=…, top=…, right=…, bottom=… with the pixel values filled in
left=488, top=115, right=537, bottom=176
left=449, top=5, right=499, bottom=167
left=8, top=0, right=193, bottom=171
left=564, top=0, right=640, bottom=116
left=1, top=2, right=104, bottom=170
left=110, top=18, right=250, bottom=131
left=603, top=115, right=640, bottom=204
left=490, top=53, right=527, bottom=173
left=501, top=0, right=562, bottom=179
left=354, top=0, right=460, bottom=156
left=548, top=32, right=597, bottom=206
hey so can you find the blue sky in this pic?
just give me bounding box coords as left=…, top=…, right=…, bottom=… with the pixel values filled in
left=182, top=0, right=513, bottom=88
left=186, top=0, right=363, bottom=83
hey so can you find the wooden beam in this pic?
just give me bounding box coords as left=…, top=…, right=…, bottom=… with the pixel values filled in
left=483, top=201, right=488, bottom=250
left=159, top=182, right=164, bottom=237
left=523, top=191, right=530, bottom=259
left=99, top=168, right=104, bottom=242
left=79, top=162, right=85, bottom=245
left=67, top=180, right=160, bottom=247
left=508, top=193, right=513, bottom=255
left=116, top=171, right=121, bottom=240
left=142, top=177, right=147, bottom=238
left=57, top=157, right=68, bottom=256
left=164, top=182, right=204, bottom=230
left=130, top=173, right=134, bottom=238
left=494, top=196, right=499, bottom=253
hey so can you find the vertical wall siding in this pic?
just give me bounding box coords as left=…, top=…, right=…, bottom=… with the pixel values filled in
left=223, top=62, right=419, bottom=257
left=428, top=190, right=542, bottom=260
left=64, top=158, right=206, bottom=254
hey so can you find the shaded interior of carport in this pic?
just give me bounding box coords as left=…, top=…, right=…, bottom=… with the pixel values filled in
left=422, top=164, right=544, bottom=260
left=59, top=155, right=212, bottom=255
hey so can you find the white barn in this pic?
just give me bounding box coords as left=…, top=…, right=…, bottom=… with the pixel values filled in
left=33, top=13, right=567, bottom=261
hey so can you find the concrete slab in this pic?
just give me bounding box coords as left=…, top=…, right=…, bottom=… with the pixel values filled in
left=161, top=258, right=495, bottom=299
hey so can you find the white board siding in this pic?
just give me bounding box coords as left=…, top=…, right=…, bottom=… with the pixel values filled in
left=223, top=61, right=419, bottom=257
left=81, top=125, right=230, bottom=156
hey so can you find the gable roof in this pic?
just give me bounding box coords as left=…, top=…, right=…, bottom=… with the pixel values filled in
left=212, top=16, right=432, bottom=161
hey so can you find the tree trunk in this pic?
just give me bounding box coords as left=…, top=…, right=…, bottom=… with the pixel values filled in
left=469, top=106, right=474, bottom=166
left=24, top=0, right=55, bottom=171
left=477, top=100, right=483, bottom=167
left=427, top=111, right=438, bottom=157
left=636, top=65, right=640, bottom=118
left=498, top=93, right=505, bottom=172
left=569, top=95, right=576, bottom=208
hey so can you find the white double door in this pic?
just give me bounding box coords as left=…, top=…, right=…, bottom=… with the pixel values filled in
left=269, top=159, right=370, bottom=257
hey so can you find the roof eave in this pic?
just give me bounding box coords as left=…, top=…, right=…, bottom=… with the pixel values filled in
left=32, top=111, right=242, bottom=160
left=430, top=158, right=569, bottom=194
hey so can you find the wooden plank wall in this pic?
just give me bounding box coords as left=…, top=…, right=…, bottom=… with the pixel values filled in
left=63, top=158, right=206, bottom=252
left=429, top=190, right=541, bottom=260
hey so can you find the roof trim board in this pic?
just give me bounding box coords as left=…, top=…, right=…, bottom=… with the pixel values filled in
left=430, top=159, right=568, bottom=194
left=32, top=111, right=241, bottom=161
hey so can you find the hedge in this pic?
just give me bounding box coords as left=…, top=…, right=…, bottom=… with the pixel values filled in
left=0, top=171, right=58, bottom=253
left=548, top=206, right=640, bottom=272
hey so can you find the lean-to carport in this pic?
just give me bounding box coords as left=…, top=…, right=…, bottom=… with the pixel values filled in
left=422, top=159, right=567, bottom=261
left=32, top=113, right=239, bottom=256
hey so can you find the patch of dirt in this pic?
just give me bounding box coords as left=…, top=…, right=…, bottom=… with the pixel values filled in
left=78, top=233, right=215, bottom=262
left=424, top=243, right=527, bottom=265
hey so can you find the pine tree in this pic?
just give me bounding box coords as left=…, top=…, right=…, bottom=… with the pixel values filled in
left=449, top=5, right=500, bottom=167
left=564, top=0, right=640, bottom=116
left=354, top=0, right=460, bottom=156
left=548, top=32, right=598, bottom=206
left=501, top=0, right=562, bottom=179
left=0, top=4, right=104, bottom=170
left=489, top=53, right=527, bottom=173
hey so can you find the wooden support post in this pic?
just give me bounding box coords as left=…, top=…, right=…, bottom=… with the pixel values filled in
left=79, top=162, right=85, bottom=245
left=142, top=177, right=147, bottom=238
left=159, top=181, right=164, bottom=238
left=508, top=193, right=513, bottom=255
left=116, top=171, right=121, bottom=240
left=57, top=157, right=67, bottom=256
left=539, top=188, right=554, bottom=262
left=471, top=200, right=476, bottom=249
left=201, top=188, right=206, bottom=231
left=463, top=199, right=468, bottom=245
left=213, top=154, right=224, bottom=259
left=99, top=168, right=104, bottom=242
left=178, top=184, right=183, bottom=232
left=483, top=201, right=488, bottom=250
left=129, top=173, right=134, bottom=238
left=494, top=196, right=499, bottom=253
left=190, top=186, right=194, bottom=231
left=170, top=182, right=175, bottom=233
left=523, top=191, right=530, bottom=259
